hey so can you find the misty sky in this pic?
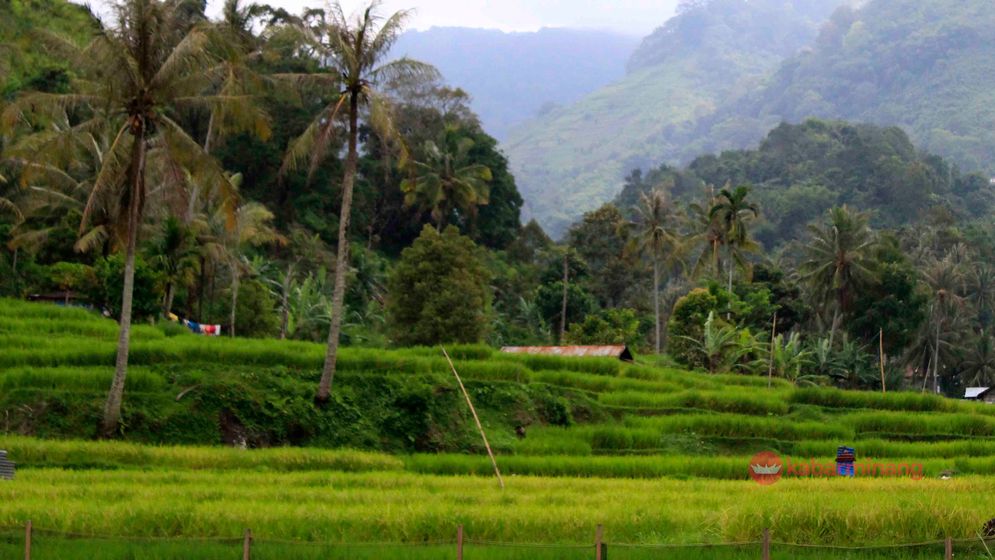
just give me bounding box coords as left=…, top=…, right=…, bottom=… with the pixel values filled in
left=78, top=0, right=680, bottom=35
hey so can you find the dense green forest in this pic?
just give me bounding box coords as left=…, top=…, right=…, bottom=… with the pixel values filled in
left=3, top=0, right=995, bottom=436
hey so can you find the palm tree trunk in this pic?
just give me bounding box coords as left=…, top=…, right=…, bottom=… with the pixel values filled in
left=933, top=318, right=941, bottom=394
left=164, top=282, right=175, bottom=316
left=653, top=258, right=661, bottom=355
left=197, top=256, right=206, bottom=319
left=230, top=266, right=239, bottom=338
left=204, top=111, right=215, bottom=154
left=828, top=307, right=841, bottom=349
left=279, top=263, right=294, bottom=340
left=102, top=132, right=146, bottom=438
left=559, top=252, right=568, bottom=343
left=727, top=246, right=734, bottom=295
left=316, top=94, right=359, bottom=404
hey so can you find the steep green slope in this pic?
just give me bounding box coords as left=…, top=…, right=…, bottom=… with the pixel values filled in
left=703, top=0, right=995, bottom=176
left=506, top=0, right=843, bottom=237
left=0, top=0, right=97, bottom=93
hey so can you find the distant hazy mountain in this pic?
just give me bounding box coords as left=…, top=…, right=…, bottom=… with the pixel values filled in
left=505, top=0, right=843, bottom=237
left=392, top=27, right=640, bottom=140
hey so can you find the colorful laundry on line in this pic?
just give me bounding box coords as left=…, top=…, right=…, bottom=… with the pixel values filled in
left=164, top=312, right=221, bottom=336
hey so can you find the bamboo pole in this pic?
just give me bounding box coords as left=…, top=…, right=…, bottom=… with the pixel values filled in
left=945, top=536, right=953, bottom=560
left=879, top=328, right=886, bottom=394
left=442, top=347, right=505, bottom=489
left=242, top=529, right=252, bottom=560
left=761, top=528, right=770, bottom=560
left=457, top=525, right=464, bottom=560
left=595, top=524, right=604, bottom=560
left=24, top=520, right=31, bottom=560
left=767, top=313, right=777, bottom=389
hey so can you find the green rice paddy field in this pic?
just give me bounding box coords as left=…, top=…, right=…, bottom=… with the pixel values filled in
left=2, top=299, right=995, bottom=558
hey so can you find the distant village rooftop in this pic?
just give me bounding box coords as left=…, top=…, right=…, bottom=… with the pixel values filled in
left=965, top=387, right=994, bottom=402
left=500, top=345, right=634, bottom=362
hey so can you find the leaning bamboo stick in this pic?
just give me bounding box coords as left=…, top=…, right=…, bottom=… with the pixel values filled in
left=442, top=346, right=505, bottom=489
left=767, top=313, right=777, bottom=389
left=879, top=328, right=887, bottom=394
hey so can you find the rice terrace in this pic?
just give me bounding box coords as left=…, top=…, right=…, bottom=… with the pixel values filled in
left=7, top=0, right=995, bottom=557
left=1, top=298, right=995, bottom=559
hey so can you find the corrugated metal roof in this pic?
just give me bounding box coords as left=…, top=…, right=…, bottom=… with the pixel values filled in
left=500, top=345, right=633, bottom=361
left=965, top=387, right=991, bottom=399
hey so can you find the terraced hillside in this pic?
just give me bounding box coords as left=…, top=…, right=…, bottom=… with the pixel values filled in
left=2, top=299, right=995, bottom=558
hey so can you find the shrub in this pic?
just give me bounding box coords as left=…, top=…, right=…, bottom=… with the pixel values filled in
left=387, top=226, right=492, bottom=346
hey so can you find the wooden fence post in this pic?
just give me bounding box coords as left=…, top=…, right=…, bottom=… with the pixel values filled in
left=242, top=529, right=252, bottom=560
left=457, top=525, right=464, bottom=560
left=761, top=528, right=770, bottom=560
left=595, top=524, right=604, bottom=560
left=945, top=536, right=953, bottom=560
left=24, top=520, right=31, bottom=560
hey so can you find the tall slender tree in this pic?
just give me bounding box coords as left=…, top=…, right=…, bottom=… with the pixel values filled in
left=281, top=1, right=437, bottom=403
left=634, top=188, right=679, bottom=354
left=5, top=0, right=247, bottom=435
left=708, top=184, right=759, bottom=295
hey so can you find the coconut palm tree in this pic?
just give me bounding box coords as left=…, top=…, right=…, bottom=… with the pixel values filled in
left=917, top=252, right=968, bottom=393
left=687, top=188, right=725, bottom=280
left=634, top=188, right=680, bottom=354
left=401, top=126, right=492, bottom=230
left=281, top=1, right=437, bottom=403
left=708, top=184, right=759, bottom=295
left=961, top=335, right=995, bottom=388
left=4, top=0, right=247, bottom=436
left=801, top=206, right=877, bottom=347
left=968, top=263, right=995, bottom=327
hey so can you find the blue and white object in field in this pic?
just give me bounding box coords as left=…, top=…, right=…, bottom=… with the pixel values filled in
left=836, top=446, right=856, bottom=477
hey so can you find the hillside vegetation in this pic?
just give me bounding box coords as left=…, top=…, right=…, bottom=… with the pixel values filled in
left=704, top=0, right=995, bottom=176
left=505, top=0, right=843, bottom=236
left=614, top=119, right=994, bottom=248
left=0, top=0, right=97, bottom=94
left=509, top=0, right=995, bottom=236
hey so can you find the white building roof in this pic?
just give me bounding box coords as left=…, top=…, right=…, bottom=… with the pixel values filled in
left=965, top=387, right=991, bottom=399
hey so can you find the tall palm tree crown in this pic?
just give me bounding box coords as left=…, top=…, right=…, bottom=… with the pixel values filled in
left=401, top=125, right=492, bottom=230
left=708, top=184, right=759, bottom=294
left=281, top=0, right=437, bottom=403
left=801, top=205, right=877, bottom=346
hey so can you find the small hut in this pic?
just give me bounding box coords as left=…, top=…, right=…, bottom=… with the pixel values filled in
left=500, top=345, right=634, bottom=362
left=965, top=387, right=995, bottom=404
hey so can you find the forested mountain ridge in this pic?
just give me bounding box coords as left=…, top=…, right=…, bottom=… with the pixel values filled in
left=392, top=27, right=639, bottom=141
left=506, top=0, right=842, bottom=238
left=695, top=0, right=995, bottom=176
left=615, top=119, right=994, bottom=250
